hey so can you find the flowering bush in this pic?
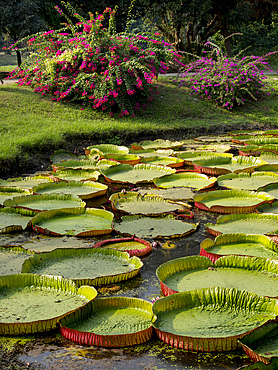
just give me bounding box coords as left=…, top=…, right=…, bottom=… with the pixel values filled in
left=178, top=42, right=277, bottom=110
left=8, top=4, right=179, bottom=117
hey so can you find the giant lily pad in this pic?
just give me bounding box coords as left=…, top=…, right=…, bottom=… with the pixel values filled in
left=258, top=201, right=278, bottom=215
left=93, top=236, right=152, bottom=257
left=0, top=246, right=33, bottom=275
left=50, top=150, right=84, bottom=164
left=137, top=187, right=195, bottom=201
left=32, top=180, right=108, bottom=200
left=196, top=144, right=232, bottom=152
left=84, top=144, right=129, bottom=156
left=258, top=183, right=278, bottom=199
left=114, top=214, right=198, bottom=239
left=0, top=187, right=31, bottom=206
left=193, top=156, right=268, bottom=175
left=194, top=189, right=274, bottom=213
left=205, top=213, right=278, bottom=238
left=244, top=137, right=278, bottom=146
left=53, top=169, right=100, bottom=182
left=21, top=248, right=143, bottom=287
left=131, top=139, right=183, bottom=151
left=153, top=172, right=217, bottom=190
left=0, top=207, right=36, bottom=233
left=176, top=151, right=232, bottom=165
left=52, top=159, right=119, bottom=172
left=140, top=156, right=184, bottom=168
left=109, top=192, right=191, bottom=216
left=200, top=234, right=278, bottom=262
left=217, top=172, right=278, bottom=191
left=4, top=193, right=86, bottom=212
left=152, top=287, right=278, bottom=352
left=0, top=175, right=55, bottom=190
left=0, top=274, right=97, bottom=335
left=31, top=207, right=114, bottom=237
left=101, top=164, right=175, bottom=185
left=59, top=297, right=154, bottom=347
left=156, top=254, right=278, bottom=298
left=101, top=153, right=140, bottom=165
left=260, top=152, right=278, bottom=164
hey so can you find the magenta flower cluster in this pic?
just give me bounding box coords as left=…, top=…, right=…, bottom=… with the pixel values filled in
left=8, top=6, right=176, bottom=116
left=179, top=43, right=277, bottom=109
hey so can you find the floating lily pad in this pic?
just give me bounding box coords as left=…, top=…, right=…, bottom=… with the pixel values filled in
left=259, top=144, right=278, bottom=154
left=254, top=163, right=278, bottom=173
left=31, top=207, right=114, bottom=237
left=50, top=150, right=83, bottom=164
left=130, top=149, right=174, bottom=158
left=200, top=234, right=278, bottom=262
left=194, top=189, right=274, bottom=213
left=0, top=274, right=97, bottom=335
left=152, top=287, right=278, bottom=352
left=53, top=169, right=100, bottom=182
left=258, top=183, right=278, bottom=199
left=140, top=156, right=184, bottom=168
left=197, top=144, right=232, bottom=153
left=205, top=213, right=278, bottom=238
left=238, top=320, right=278, bottom=365
left=131, top=139, right=183, bottom=150
left=0, top=207, right=36, bottom=233
left=22, top=248, right=143, bottom=287
left=109, top=192, right=190, bottom=216
left=217, top=172, right=278, bottom=191
left=4, top=193, right=86, bottom=212
left=0, top=246, right=33, bottom=275
left=93, top=236, right=152, bottom=257
left=0, top=175, right=55, bottom=190
left=84, top=144, right=129, bottom=156
left=194, top=135, right=232, bottom=143
left=33, top=181, right=108, bottom=200
left=59, top=297, right=154, bottom=347
left=114, top=214, right=199, bottom=239
left=238, top=145, right=261, bottom=156
left=0, top=187, right=32, bottom=206
left=137, top=187, right=195, bottom=201
left=52, top=159, right=119, bottom=172
left=176, top=151, right=232, bottom=165
left=153, top=172, right=217, bottom=191
left=101, top=153, right=140, bottom=165
left=101, top=164, right=175, bottom=185
left=257, top=201, right=278, bottom=214
left=260, top=152, right=278, bottom=164
left=193, top=156, right=268, bottom=175
left=156, top=255, right=278, bottom=298
left=244, top=137, right=278, bottom=146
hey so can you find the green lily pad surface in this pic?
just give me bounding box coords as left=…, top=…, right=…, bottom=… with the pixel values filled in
left=0, top=207, right=36, bottom=233
left=140, top=156, right=184, bottom=168
left=176, top=151, right=232, bottom=165
left=33, top=181, right=108, bottom=200
left=0, top=274, right=97, bottom=335
left=157, top=255, right=278, bottom=298
left=50, top=150, right=82, bottom=164
left=85, top=144, right=129, bottom=156
left=59, top=297, right=154, bottom=347
left=194, top=189, right=274, bottom=213
left=0, top=246, right=33, bottom=275
left=4, top=193, right=86, bottom=212
left=258, top=201, right=278, bottom=214
left=200, top=234, right=278, bottom=261
left=102, top=164, right=175, bottom=184
left=53, top=159, right=119, bottom=172
left=114, top=215, right=198, bottom=238
left=153, top=172, right=217, bottom=190
left=137, top=187, right=195, bottom=201
left=0, top=187, right=31, bottom=206
left=217, top=172, right=278, bottom=191
left=31, top=207, right=114, bottom=237
left=196, top=144, right=232, bottom=152
left=22, top=248, right=143, bottom=287
left=0, top=175, right=55, bottom=190
left=131, top=139, right=183, bottom=150
left=93, top=236, right=152, bottom=257
left=101, top=153, right=140, bottom=165
left=53, top=169, right=100, bottom=182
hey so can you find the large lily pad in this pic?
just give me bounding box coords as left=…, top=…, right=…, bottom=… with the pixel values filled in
left=260, top=152, right=278, bottom=164
left=131, top=139, right=183, bottom=150
left=114, top=214, right=199, bottom=239
left=258, top=201, right=278, bottom=214
left=52, top=159, right=119, bottom=172
left=4, top=193, right=86, bottom=212
left=101, top=164, right=175, bottom=185
left=194, top=189, right=274, bottom=213
left=0, top=175, right=55, bottom=190
left=217, top=172, right=278, bottom=191
left=140, top=156, right=184, bottom=168
left=0, top=187, right=31, bottom=206
left=93, top=236, right=152, bottom=257
left=0, top=246, right=33, bottom=275
left=137, top=187, right=195, bottom=201
left=152, top=287, right=278, bottom=352
left=50, top=150, right=83, bottom=164
left=196, top=144, right=232, bottom=153
left=153, top=172, right=217, bottom=191
left=258, top=183, right=278, bottom=198
left=205, top=213, right=278, bottom=238
left=0, top=207, right=36, bottom=233
left=200, top=234, right=278, bottom=262
left=33, top=180, right=108, bottom=200
left=244, top=137, right=278, bottom=146
left=176, top=151, right=232, bottom=165
left=31, top=207, right=114, bottom=237
left=53, top=169, right=100, bottom=182
left=193, top=156, right=268, bottom=175
left=84, top=144, right=129, bottom=156
left=109, top=192, right=191, bottom=216
left=156, top=254, right=278, bottom=298
left=0, top=274, right=97, bottom=335
left=59, top=297, right=154, bottom=347
left=21, top=248, right=143, bottom=287
left=101, top=153, right=140, bottom=165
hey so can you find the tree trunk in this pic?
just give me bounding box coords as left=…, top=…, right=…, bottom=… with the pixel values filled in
left=217, top=11, right=232, bottom=57
left=16, top=50, right=22, bottom=67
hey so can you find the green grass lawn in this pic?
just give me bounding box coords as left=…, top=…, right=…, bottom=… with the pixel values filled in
left=1, top=75, right=278, bottom=177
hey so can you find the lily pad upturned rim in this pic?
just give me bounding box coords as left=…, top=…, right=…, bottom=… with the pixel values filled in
left=153, top=172, right=217, bottom=191
left=0, top=207, right=37, bottom=233
left=140, top=156, right=184, bottom=168
left=152, top=286, right=278, bottom=352
left=84, top=144, right=129, bottom=156
left=217, top=172, right=278, bottom=191
left=0, top=273, right=97, bottom=335
left=93, top=235, right=152, bottom=257
left=21, top=247, right=143, bottom=287
left=131, top=139, right=183, bottom=151
left=59, top=296, right=154, bottom=347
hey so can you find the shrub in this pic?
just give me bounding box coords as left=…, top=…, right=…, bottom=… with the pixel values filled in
left=178, top=42, right=277, bottom=110
left=8, top=4, right=178, bottom=117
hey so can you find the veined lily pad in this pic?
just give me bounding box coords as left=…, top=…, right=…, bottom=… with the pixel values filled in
left=238, top=320, right=278, bottom=365
left=101, top=164, right=175, bottom=185
left=176, top=151, right=233, bottom=165
left=140, top=156, right=184, bottom=168
left=0, top=187, right=32, bottom=206
left=194, top=189, right=274, bottom=213
left=257, top=201, right=278, bottom=214
left=31, top=207, right=114, bottom=237
left=114, top=214, right=199, bottom=239
left=153, top=172, right=217, bottom=191
left=193, top=156, right=268, bottom=175
left=152, top=287, right=278, bottom=352
left=21, top=248, right=143, bottom=287
left=101, top=153, right=140, bottom=165
left=0, top=207, right=36, bottom=233
left=59, top=297, right=154, bottom=347
left=0, top=175, right=55, bottom=190
left=52, top=159, right=119, bottom=172
left=93, top=236, right=152, bottom=257
left=4, top=193, right=86, bottom=212
left=53, top=169, right=100, bottom=182
left=131, top=139, right=183, bottom=151
left=137, top=187, right=195, bottom=201
left=205, top=213, right=278, bottom=238
left=156, top=255, right=278, bottom=298
left=0, top=273, right=97, bottom=335
left=217, top=172, right=278, bottom=191
left=0, top=246, right=33, bottom=275
left=109, top=192, right=191, bottom=216
left=200, top=234, right=278, bottom=262
left=84, top=144, right=129, bottom=156
left=32, top=181, right=108, bottom=200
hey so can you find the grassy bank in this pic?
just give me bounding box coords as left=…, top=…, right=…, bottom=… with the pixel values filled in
left=1, top=76, right=278, bottom=177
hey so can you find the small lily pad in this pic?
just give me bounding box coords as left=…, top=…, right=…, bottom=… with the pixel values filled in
left=154, top=172, right=217, bottom=190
